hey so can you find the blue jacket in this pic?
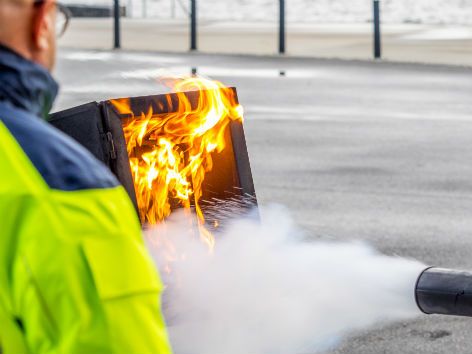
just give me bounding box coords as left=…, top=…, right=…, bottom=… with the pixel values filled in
left=0, top=45, right=172, bottom=354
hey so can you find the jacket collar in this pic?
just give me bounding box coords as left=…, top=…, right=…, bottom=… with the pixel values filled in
left=0, top=44, right=58, bottom=119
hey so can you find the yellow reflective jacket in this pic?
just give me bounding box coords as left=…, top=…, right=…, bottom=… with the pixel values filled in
left=0, top=44, right=172, bottom=354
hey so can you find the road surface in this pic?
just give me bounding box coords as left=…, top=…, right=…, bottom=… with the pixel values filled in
left=55, top=49, right=472, bottom=354
left=59, top=19, right=472, bottom=67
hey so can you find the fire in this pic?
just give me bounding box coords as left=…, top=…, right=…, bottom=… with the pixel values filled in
left=111, top=77, right=243, bottom=248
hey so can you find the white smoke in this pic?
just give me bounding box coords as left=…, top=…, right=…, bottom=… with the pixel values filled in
left=145, top=205, right=425, bottom=354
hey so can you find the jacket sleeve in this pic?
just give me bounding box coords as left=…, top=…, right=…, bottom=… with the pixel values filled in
left=11, top=186, right=173, bottom=354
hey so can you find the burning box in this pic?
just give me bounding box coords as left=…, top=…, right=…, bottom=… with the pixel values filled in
left=49, top=85, right=257, bottom=230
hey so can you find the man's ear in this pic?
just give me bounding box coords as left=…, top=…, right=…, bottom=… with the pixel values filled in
left=32, top=1, right=54, bottom=51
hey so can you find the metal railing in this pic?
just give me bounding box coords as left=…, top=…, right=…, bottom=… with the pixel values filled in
left=113, top=0, right=383, bottom=59
left=190, top=0, right=197, bottom=50
left=373, top=0, right=381, bottom=59
left=114, top=0, right=121, bottom=48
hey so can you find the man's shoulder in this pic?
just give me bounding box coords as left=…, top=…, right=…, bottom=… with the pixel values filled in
left=0, top=102, right=119, bottom=191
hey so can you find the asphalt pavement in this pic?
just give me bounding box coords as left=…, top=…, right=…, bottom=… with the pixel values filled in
left=54, top=48, right=472, bottom=354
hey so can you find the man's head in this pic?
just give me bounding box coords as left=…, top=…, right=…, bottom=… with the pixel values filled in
left=0, top=0, right=58, bottom=70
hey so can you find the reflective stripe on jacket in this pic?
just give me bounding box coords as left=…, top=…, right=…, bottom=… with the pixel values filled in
left=0, top=44, right=172, bottom=354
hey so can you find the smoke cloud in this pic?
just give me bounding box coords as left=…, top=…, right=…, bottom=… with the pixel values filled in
left=145, top=205, right=425, bottom=354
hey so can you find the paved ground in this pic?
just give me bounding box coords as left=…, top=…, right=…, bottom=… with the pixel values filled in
left=54, top=48, right=472, bottom=353
left=59, top=19, right=472, bottom=67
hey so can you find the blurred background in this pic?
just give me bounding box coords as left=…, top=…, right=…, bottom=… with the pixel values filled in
left=58, top=0, right=472, bottom=65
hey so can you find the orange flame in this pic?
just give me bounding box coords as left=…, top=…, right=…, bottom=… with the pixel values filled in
left=111, top=77, right=243, bottom=248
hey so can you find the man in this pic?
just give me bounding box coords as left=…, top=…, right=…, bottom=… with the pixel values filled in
left=0, top=0, right=173, bottom=353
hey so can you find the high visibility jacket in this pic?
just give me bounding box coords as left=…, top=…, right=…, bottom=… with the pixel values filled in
left=0, top=45, right=172, bottom=354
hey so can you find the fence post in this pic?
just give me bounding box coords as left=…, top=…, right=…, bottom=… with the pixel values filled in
left=190, top=0, right=197, bottom=50
left=279, top=0, right=285, bottom=54
left=113, top=0, right=121, bottom=49
left=373, top=0, right=381, bottom=59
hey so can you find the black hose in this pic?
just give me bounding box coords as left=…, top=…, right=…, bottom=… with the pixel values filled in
left=415, top=267, right=472, bottom=317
